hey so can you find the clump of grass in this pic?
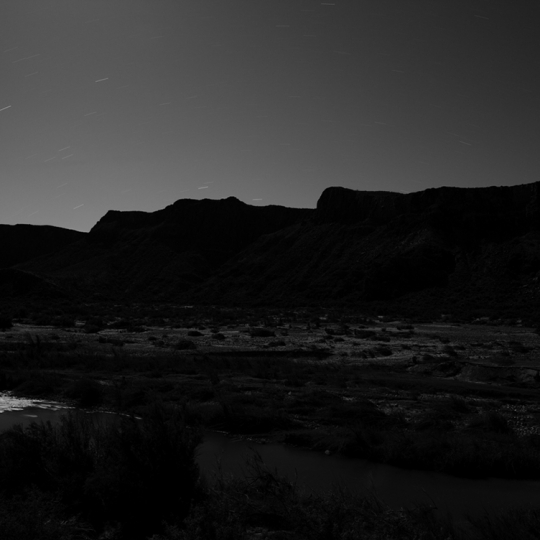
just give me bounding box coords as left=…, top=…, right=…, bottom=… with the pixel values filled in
left=468, top=507, right=540, bottom=540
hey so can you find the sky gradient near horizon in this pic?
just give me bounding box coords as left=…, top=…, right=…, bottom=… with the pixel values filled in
left=1, top=0, right=539, bottom=232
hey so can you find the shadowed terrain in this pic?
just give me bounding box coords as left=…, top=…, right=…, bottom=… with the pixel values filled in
left=2, top=196, right=540, bottom=538
left=6, top=181, right=540, bottom=321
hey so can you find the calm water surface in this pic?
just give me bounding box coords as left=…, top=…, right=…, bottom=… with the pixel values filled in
left=2, top=393, right=540, bottom=521
left=199, top=431, right=540, bottom=520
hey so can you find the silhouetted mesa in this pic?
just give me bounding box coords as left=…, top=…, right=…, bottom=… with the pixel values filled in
left=7, top=183, right=540, bottom=319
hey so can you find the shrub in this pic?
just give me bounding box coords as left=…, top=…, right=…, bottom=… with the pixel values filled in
left=14, top=373, right=62, bottom=397
left=375, top=345, right=393, bottom=356
left=84, top=316, right=104, bottom=328
left=354, top=329, right=377, bottom=339
left=176, top=340, right=197, bottom=350
left=442, top=344, right=458, bottom=357
left=63, top=378, right=104, bottom=408
left=476, top=411, right=511, bottom=434
left=83, top=324, right=101, bottom=334
left=0, top=402, right=202, bottom=540
left=0, top=488, right=90, bottom=540
left=0, top=314, right=13, bottom=331
left=108, top=318, right=144, bottom=332
left=491, top=355, right=516, bottom=366
left=468, top=507, right=540, bottom=540
left=52, top=315, right=76, bottom=328
left=250, top=328, right=275, bottom=338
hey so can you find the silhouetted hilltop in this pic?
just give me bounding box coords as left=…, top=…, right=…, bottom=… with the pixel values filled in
left=316, top=184, right=540, bottom=236
left=17, top=197, right=310, bottom=301
left=8, top=183, right=540, bottom=320
left=90, top=197, right=310, bottom=261
left=0, top=224, right=84, bottom=269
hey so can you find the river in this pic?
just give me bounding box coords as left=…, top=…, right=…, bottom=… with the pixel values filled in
left=1, top=393, right=539, bottom=522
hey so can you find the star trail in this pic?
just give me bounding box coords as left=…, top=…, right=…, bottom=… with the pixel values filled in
left=1, top=0, right=538, bottom=231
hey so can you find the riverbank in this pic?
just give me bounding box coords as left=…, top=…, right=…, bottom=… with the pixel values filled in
left=2, top=399, right=540, bottom=540
left=4, top=395, right=539, bottom=525
left=1, top=307, right=540, bottom=482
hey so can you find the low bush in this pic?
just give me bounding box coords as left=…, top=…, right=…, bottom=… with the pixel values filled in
left=52, top=315, right=76, bottom=328
left=250, top=328, right=275, bottom=337
left=13, top=372, right=63, bottom=397
left=176, top=340, right=197, bottom=350
left=468, top=507, right=540, bottom=540
left=0, top=314, right=13, bottom=331
left=466, top=411, right=511, bottom=434
left=0, top=402, right=202, bottom=540
left=63, top=378, right=103, bottom=407
left=0, top=488, right=91, bottom=540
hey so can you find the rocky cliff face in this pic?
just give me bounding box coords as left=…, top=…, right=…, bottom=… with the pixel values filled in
left=193, top=182, right=540, bottom=317
left=316, top=184, right=540, bottom=236
left=315, top=187, right=407, bottom=225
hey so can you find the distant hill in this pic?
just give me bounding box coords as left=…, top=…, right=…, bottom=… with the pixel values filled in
left=16, top=197, right=310, bottom=302
left=0, top=225, right=85, bottom=303
left=0, top=224, right=84, bottom=269
left=8, top=182, right=540, bottom=320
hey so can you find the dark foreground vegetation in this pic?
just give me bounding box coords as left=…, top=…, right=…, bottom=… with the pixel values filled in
left=0, top=403, right=199, bottom=540
left=1, top=403, right=540, bottom=540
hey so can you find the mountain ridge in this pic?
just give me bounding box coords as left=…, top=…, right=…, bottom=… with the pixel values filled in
left=5, top=182, right=540, bottom=319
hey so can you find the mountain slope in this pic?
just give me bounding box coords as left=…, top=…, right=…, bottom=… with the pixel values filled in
left=16, top=197, right=310, bottom=300
left=10, top=182, right=540, bottom=319
left=0, top=224, right=84, bottom=269
left=192, top=183, right=540, bottom=317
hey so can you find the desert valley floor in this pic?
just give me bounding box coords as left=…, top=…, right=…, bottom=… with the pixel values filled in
left=2, top=307, right=540, bottom=477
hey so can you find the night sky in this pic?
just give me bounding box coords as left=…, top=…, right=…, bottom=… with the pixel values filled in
left=1, top=0, right=538, bottom=232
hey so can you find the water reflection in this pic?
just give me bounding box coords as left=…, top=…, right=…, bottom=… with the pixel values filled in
left=199, top=431, right=540, bottom=520
left=0, top=392, right=70, bottom=432
left=2, top=392, right=540, bottom=521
